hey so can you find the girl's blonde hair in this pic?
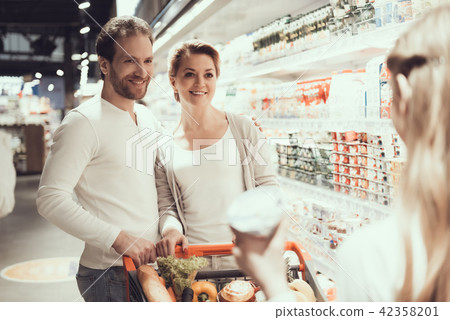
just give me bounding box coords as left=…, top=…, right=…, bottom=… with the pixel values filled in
left=387, top=4, right=450, bottom=301
left=168, top=40, right=221, bottom=102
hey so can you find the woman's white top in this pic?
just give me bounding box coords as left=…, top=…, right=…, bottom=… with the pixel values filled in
left=336, top=213, right=427, bottom=301
left=172, top=126, right=245, bottom=244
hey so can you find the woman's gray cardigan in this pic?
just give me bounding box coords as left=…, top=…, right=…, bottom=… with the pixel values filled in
left=155, top=112, right=279, bottom=236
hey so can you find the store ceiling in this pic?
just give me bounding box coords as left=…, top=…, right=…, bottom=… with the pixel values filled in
left=0, top=0, right=114, bottom=34
left=151, top=0, right=328, bottom=72
left=0, top=0, right=115, bottom=76
left=188, top=0, right=327, bottom=46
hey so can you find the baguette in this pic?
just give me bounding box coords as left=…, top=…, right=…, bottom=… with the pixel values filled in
left=137, top=265, right=173, bottom=302
left=288, top=279, right=316, bottom=302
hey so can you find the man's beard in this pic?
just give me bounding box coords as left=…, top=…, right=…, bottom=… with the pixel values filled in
left=109, top=67, right=149, bottom=100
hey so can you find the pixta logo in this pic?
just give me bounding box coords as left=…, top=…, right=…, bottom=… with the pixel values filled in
left=126, top=128, right=172, bottom=175
left=125, top=131, right=320, bottom=174
left=190, top=138, right=272, bottom=166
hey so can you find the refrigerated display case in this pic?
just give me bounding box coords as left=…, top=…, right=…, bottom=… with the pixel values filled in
left=145, top=0, right=444, bottom=295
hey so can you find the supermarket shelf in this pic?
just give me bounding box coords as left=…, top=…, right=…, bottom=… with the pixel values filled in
left=288, top=231, right=339, bottom=280
left=219, top=22, right=412, bottom=84
left=261, top=118, right=396, bottom=133
left=279, top=175, right=392, bottom=219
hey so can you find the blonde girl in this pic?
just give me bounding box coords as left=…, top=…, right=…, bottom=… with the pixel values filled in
left=337, top=4, right=450, bottom=301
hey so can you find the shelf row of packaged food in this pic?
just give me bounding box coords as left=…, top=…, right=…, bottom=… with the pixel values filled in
left=273, top=124, right=406, bottom=205
left=218, top=19, right=411, bottom=83
left=281, top=172, right=393, bottom=281
left=278, top=175, right=391, bottom=217
left=260, top=118, right=395, bottom=132
left=143, top=1, right=445, bottom=286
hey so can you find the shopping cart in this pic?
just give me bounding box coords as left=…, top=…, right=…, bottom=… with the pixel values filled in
left=122, top=241, right=328, bottom=302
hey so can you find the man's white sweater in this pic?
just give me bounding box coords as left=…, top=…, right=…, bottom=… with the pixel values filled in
left=37, top=95, right=161, bottom=269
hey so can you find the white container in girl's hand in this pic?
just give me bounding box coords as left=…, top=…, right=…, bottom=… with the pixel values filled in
left=226, top=186, right=289, bottom=238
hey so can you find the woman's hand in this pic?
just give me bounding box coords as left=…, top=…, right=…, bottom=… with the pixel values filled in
left=156, top=229, right=189, bottom=257
left=232, top=219, right=290, bottom=300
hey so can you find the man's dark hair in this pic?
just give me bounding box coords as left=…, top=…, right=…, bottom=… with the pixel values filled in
left=96, top=16, right=154, bottom=80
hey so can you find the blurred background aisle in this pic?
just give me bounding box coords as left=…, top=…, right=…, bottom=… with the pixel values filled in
left=0, top=175, right=83, bottom=302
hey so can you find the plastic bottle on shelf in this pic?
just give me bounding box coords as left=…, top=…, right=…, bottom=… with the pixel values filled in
left=373, top=0, right=386, bottom=27
left=357, top=1, right=376, bottom=33
left=365, top=55, right=387, bottom=119
left=397, top=0, right=413, bottom=22
left=379, top=61, right=392, bottom=119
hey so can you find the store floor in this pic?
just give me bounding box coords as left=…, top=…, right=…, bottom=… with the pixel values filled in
left=0, top=175, right=84, bottom=302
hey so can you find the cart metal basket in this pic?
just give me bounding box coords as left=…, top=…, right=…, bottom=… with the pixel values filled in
left=122, top=241, right=328, bottom=302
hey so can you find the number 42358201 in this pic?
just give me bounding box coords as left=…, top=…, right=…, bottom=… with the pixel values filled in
left=379, top=306, right=439, bottom=317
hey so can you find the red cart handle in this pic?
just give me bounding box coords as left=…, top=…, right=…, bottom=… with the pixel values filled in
left=123, top=241, right=310, bottom=274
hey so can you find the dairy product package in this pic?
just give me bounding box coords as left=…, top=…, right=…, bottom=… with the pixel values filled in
left=227, top=186, right=289, bottom=237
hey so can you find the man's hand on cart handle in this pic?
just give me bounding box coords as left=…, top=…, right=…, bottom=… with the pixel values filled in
left=112, top=230, right=157, bottom=267
left=156, top=229, right=189, bottom=257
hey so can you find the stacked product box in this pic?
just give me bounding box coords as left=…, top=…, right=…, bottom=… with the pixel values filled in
left=288, top=198, right=338, bottom=301
left=366, top=55, right=393, bottom=119
left=331, top=130, right=406, bottom=206
left=294, top=78, right=331, bottom=119
left=286, top=193, right=377, bottom=292
left=257, top=77, right=331, bottom=119
left=276, top=131, right=334, bottom=188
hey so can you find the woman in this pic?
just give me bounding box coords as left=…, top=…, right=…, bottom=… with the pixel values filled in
left=155, top=40, right=278, bottom=268
left=337, top=4, right=450, bottom=301
left=232, top=4, right=450, bottom=302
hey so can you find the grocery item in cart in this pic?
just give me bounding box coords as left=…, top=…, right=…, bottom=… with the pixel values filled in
left=191, top=281, right=218, bottom=302
left=218, top=280, right=256, bottom=302
left=156, top=255, right=209, bottom=301
left=136, top=265, right=173, bottom=302
left=288, top=278, right=316, bottom=302
left=123, top=242, right=328, bottom=302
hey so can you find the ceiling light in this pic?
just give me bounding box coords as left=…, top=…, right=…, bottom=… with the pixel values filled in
left=78, top=1, right=90, bottom=10
left=154, top=21, right=162, bottom=29
left=80, top=26, right=90, bottom=34
left=81, top=52, right=88, bottom=59
left=48, top=84, right=54, bottom=92
left=81, top=59, right=89, bottom=67
left=56, top=69, right=64, bottom=76
left=88, top=54, right=98, bottom=61
left=71, top=53, right=81, bottom=61
left=35, top=72, right=42, bottom=79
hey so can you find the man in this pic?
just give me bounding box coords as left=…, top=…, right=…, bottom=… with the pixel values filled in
left=36, top=16, right=186, bottom=302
